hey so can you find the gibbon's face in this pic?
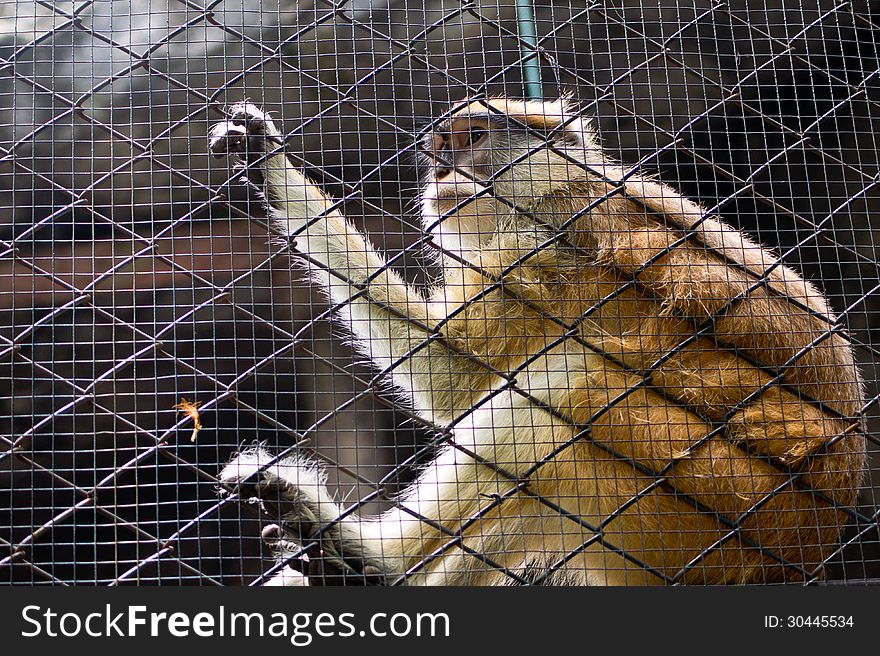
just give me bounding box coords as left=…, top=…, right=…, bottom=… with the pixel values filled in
left=419, top=104, right=560, bottom=253
left=420, top=111, right=536, bottom=206
left=417, top=99, right=597, bottom=256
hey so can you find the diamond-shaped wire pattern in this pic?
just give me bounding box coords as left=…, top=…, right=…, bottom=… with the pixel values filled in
left=1, top=0, right=879, bottom=585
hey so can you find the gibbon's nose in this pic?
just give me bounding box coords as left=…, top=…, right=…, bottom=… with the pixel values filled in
left=428, top=132, right=453, bottom=178
left=430, top=132, right=446, bottom=154
left=429, top=130, right=476, bottom=179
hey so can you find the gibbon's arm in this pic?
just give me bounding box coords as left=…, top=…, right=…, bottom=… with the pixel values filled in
left=210, top=103, right=494, bottom=423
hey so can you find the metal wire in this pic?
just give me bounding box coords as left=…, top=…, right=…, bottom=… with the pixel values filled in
left=1, top=0, right=878, bottom=585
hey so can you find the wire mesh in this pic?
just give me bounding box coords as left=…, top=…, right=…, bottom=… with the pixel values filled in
left=1, top=0, right=879, bottom=585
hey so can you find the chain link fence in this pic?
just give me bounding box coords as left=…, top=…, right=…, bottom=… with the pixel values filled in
left=1, top=0, right=879, bottom=585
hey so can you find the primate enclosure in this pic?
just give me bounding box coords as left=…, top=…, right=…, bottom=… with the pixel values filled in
left=2, top=0, right=880, bottom=585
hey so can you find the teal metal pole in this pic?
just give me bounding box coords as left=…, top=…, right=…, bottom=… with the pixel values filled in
left=515, top=0, right=542, bottom=100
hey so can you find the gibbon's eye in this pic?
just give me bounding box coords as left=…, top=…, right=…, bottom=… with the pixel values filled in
left=467, top=128, right=487, bottom=147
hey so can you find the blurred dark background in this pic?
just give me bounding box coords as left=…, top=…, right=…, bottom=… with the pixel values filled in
left=1, top=0, right=879, bottom=584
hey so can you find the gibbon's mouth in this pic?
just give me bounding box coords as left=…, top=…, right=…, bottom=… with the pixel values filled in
left=431, top=162, right=489, bottom=182
left=433, top=183, right=465, bottom=197
left=429, top=185, right=484, bottom=208
left=430, top=171, right=486, bottom=194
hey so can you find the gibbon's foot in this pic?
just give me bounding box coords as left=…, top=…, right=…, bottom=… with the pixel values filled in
left=264, top=535, right=387, bottom=587
left=208, top=102, right=282, bottom=162
left=260, top=523, right=302, bottom=555
left=219, top=449, right=388, bottom=586
left=258, top=524, right=312, bottom=587
left=219, top=449, right=327, bottom=545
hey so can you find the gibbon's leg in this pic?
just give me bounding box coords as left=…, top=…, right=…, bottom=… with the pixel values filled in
left=219, top=386, right=616, bottom=586
left=209, top=102, right=496, bottom=425
left=217, top=444, right=512, bottom=586
left=217, top=441, right=532, bottom=586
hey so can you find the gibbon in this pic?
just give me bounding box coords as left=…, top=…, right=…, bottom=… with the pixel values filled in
left=209, top=98, right=865, bottom=585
